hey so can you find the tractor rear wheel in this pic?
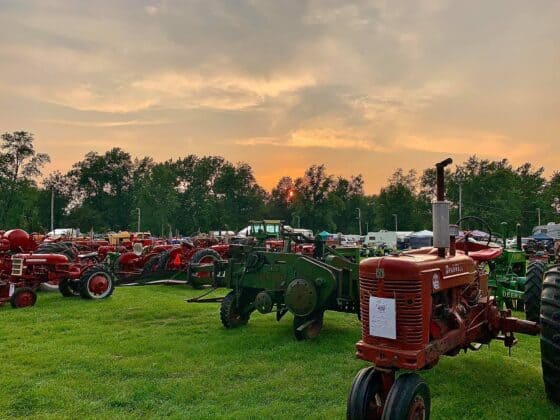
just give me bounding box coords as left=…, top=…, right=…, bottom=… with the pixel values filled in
left=59, top=278, right=81, bottom=297
left=190, top=248, right=221, bottom=289
left=381, top=373, right=431, bottom=420
left=293, top=310, right=324, bottom=341
left=346, top=367, right=386, bottom=419
left=220, top=290, right=251, bottom=328
left=79, top=265, right=115, bottom=299
left=10, top=287, right=37, bottom=308
left=525, top=261, right=546, bottom=322
left=540, top=267, right=560, bottom=405
left=141, top=254, right=162, bottom=277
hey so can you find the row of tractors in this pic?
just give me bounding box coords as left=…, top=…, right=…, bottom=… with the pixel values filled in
left=0, top=220, right=314, bottom=309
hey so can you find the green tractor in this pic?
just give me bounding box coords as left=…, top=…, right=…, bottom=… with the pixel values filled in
left=458, top=218, right=544, bottom=322
left=188, top=234, right=361, bottom=340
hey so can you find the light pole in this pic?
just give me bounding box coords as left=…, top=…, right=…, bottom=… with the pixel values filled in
left=392, top=213, right=398, bottom=232
left=537, top=208, right=541, bottom=226
left=50, top=188, right=54, bottom=232
left=458, top=184, right=463, bottom=220
left=136, top=208, right=141, bottom=232
left=356, top=208, right=362, bottom=235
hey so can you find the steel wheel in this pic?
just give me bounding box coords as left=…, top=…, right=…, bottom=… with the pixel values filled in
left=293, top=310, right=324, bottom=341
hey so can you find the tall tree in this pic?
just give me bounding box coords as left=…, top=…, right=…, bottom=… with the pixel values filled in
left=0, top=131, right=50, bottom=228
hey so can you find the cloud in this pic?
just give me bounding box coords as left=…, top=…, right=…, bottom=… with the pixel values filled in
left=0, top=0, right=559, bottom=192
left=38, top=118, right=172, bottom=128
left=395, top=133, right=536, bottom=160
left=235, top=127, right=386, bottom=152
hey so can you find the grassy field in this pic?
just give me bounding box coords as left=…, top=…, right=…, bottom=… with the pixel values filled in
left=0, top=286, right=558, bottom=419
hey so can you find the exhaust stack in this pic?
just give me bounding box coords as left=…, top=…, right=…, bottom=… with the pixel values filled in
left=433, top=158, right=453, bottom=257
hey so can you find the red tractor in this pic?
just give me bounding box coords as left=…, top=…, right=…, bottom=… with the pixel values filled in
left=106, top=239, right=230, bottom=287
left=0, top=229, right=114, bottom=308
left=347, top=159, right=559, bottom=419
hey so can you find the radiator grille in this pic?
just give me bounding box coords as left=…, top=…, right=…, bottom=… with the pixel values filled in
left=11, top=258, right=24, bottom=276
left=360, top=276, right=424, bottom=346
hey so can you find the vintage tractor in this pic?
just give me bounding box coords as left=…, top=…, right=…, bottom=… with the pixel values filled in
left=346, top=158, right=559, bottom=419
left=1, top=233, right=114, bottom=308
left=188, top=231, right=361, bottom=340
left=103, top=240, right=230, bottom=287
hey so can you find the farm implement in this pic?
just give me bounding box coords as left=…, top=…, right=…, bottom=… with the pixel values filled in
left=188, top=229, right=360, bottom=340
left=346, top=158, right=559, bottom=419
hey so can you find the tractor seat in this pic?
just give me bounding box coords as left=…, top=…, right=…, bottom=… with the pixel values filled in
left=467, top=247, right=503, bottom=262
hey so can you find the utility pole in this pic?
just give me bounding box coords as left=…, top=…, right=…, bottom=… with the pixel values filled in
left=356, top=208, right=362, bottom=235
left=50, top=188, right=54, bottom=232
left=136, top=208, right=141, bottom=232
left=459, top=184, right=462, bottom=220
left=537, top=208, right=541, bottom=226
left=393, top=213, right=398, bottom=232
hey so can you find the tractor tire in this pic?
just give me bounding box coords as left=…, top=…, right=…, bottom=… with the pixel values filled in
left=381, top=373, right=431, bottom=420
left=293, top=310, right=324, bottom=341
left=10, top=287, right=37, bottom=308
left=540, top=267, right=560, bottom=405
left=190, top=248, right=221, bottom=288
left=36, top=242, right=77, bottom=261
left=59, top=278, right=81, bottom=297
left=141, top=254, right=162, bottom=277
left=220, top=290, right=251, bottom=329
left=79, top=265, right=115, bottom=300
left=525, top=261, right=546, bottom=322
left=347, top=367, right=385, bottom=420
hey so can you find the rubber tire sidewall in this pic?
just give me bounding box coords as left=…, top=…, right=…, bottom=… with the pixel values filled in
left=381, top=373, right=431, bottom=420
left=540, top=267, right=560, bottom=405
left=79, top=265, right=115, bottom=300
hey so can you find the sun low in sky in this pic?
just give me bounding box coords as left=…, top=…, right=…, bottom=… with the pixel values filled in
left=1, top=1, right=559, bottom=193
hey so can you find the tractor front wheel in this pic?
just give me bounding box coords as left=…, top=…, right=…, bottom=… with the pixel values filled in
left=220, top=291, right=251, bottom=329
left=190, top=248, right=221, bottom=289
left=79, top=265, right=115, bottom=299
left=525, top=261, right=546, bottom=322
left=293, top=310, right=324, bottom=341
left=10, top=287, right=37, bottom=309
left=59, top=278, right=81, bottom=297
left=382, top=373, right=431, bottom=420
left=540, top=267, right=560, bottom=405
left=346, top=367, right=387, bottom=419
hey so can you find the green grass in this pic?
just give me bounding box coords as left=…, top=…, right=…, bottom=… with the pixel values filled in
left=0, top=286, right=558, bottom=419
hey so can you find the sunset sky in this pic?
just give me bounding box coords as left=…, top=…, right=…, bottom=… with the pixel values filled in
left=1, top=1, right=559, bottom=193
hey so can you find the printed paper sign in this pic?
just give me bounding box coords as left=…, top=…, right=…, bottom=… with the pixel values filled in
left=369, top=296, right=397, bottom=339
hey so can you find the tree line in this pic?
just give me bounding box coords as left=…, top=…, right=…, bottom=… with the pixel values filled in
left=1, top=131, right=559, bottom=236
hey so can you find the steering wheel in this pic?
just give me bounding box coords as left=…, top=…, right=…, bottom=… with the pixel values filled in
left=456, top=216, right=493, bottom=247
